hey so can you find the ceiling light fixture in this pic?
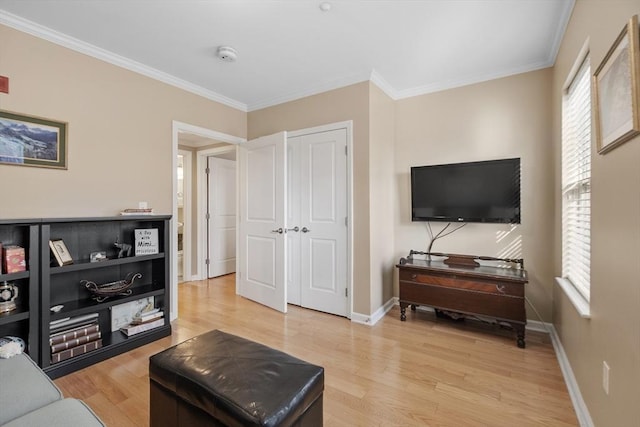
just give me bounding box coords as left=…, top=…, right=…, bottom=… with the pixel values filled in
left=216, top=46, right=238, bottom=62
left=319, top=2, right=331, bottom=12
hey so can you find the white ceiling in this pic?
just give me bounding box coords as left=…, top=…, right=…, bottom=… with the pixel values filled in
left=0, top=0, right=574, bottom=112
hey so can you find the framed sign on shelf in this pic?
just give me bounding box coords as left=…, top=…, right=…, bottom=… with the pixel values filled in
left=593, top=15, right=640, bottom=154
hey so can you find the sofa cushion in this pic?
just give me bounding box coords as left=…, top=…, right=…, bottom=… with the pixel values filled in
left=0, top=353, right=63, bottom=424
left=2, top=399, right=105, bottom=427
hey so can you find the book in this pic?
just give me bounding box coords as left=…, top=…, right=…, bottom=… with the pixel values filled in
left=122, top=208, right=154, bottom=213
left=51, top=331, right=101, bottom=354
left=51, top=339, right=103, bottom=364
left=50, top=323, right=100, bottom=346
left=130, top=311, right=164, bottom=325
left=49, top=313, right=99, bottom=333
left=120, top=318, right=164, bottom=337
left=3, top=245, right=26, bottom=273
left=120, top=208, right=154, bottom=216
left=134, top=228, right=159, bottom=255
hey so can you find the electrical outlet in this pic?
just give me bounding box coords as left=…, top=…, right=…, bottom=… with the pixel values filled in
left=602, top=361, right=610, bottom=395
left=138, top=201, right=148, bottom=209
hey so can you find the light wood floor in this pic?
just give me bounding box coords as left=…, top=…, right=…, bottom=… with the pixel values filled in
left=55, top=274, right=578, bottom=426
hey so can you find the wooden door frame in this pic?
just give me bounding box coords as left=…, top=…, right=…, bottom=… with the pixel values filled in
left=287, top=120, right=353, bottom=319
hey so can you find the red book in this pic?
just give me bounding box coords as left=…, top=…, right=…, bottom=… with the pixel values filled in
left=3, top=245, right=26, bottom=273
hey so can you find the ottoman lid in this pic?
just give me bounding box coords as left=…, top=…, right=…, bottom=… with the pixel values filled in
left=149, top=330, right=324, bottom=427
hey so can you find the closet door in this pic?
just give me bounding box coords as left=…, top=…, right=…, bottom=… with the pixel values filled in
left=238, top=132, right=287, bottom=313
left=295, top=129, right=348, bottom=317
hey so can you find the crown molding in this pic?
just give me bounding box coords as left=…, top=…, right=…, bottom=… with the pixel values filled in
left=369, top=70, right=398, bottom=100
left=0, top=10, right=248, bottom=112
left=1, top=4, right=573, bottom=113
left=547, top=0, right=576, bottom=66
left=393, top=60, right=553, bottom=100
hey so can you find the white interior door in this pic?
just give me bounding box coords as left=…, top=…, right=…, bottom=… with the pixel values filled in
left=207, top=157, right=236, bottom=278
left=238, top=132, right=287, bottom=313
left=289, top=129, right=348, bottom=317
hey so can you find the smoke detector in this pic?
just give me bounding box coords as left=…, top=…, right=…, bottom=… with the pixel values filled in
left=319, top=2, right=331, bottom=12
left=216, top=46, right=238, bottom=62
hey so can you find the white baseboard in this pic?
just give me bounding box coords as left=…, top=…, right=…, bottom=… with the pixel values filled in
left=547, top=324, right=594, bottom=427
left=351, top=297, right=396, bottom=326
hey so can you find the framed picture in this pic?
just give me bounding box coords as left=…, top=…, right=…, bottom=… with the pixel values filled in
left=111, top=296, right=155, bottom=330
left=49, top=239, right=74, bottom=266
left=593, top=15, right=640, bottom=154
left=0, top=110, right=68, bottom=169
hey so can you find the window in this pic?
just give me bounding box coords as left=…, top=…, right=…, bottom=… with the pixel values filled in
left=561, top=52, right=591, bottom=303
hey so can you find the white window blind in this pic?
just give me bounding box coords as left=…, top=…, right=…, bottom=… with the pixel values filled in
left=561, top=54, right=591, bottom=301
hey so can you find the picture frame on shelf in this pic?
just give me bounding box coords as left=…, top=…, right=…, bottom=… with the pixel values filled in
left=110, top=296, right=155, bottom=330
left=49, top=239, right=73, bottom=266
left=0, top=110, right=68, bottom=169
left=593, top=15, right=640, bottom=154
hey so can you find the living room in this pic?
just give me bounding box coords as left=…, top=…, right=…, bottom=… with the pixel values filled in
left=1, top=1, right=639, bottom=426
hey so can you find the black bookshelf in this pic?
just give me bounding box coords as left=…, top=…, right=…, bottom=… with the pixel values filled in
left=0, top=220, right=39, bottom=363
left=39, top=216, right=172, bottom=379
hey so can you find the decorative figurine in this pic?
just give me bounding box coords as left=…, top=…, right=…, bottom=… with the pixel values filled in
left=114, top=238, right=132, bottom=258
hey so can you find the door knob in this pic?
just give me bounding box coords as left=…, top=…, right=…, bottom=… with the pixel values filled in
left=286, top=226, right=299, bottom=233
left=301, top=227, right=311, bottom=233
left=271, top=228, right=283, bottom=234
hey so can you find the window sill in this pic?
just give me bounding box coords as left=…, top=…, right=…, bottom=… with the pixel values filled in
left=555, top=277, right=591, bottom=318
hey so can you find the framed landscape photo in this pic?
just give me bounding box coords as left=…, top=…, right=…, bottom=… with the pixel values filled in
left=0, top=110, right=68, bottom=169
left=593, top=15, right=640, bottom=154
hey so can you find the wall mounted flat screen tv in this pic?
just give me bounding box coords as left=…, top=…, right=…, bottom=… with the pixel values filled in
left=411, top=158, right=521, bottom=224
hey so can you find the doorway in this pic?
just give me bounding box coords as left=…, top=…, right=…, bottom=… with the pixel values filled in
left=205, top=149, right=237, bottom=278
left=176, top=150, right=192, bottom=282
left=172, top=121, right=245, bottom=320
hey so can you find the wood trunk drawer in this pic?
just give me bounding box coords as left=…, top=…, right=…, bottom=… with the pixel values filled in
left=399, top=269, right=524, bottom=297
left=399, top=281, right=525, bottom=322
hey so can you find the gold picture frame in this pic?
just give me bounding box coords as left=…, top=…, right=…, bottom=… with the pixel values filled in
left=593, top=15, right=640, bottom=154
left=49, top=239, right=73, bottom=266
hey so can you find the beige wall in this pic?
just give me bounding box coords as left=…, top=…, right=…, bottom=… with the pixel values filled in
left=394, top=69, right=555, bottom=320
left=552, top=1, right=640, bottom=425
left=0, top=25, right=246, bottom=218
left=369, top=83, right=396, bottom=312
left=248, top=82, right=372, bottom=314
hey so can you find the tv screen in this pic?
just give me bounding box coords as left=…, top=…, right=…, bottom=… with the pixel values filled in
left=411, top=158, right=521, bottom=224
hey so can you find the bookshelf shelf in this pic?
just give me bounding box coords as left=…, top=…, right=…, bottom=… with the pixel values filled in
left=49, top=284, right=166, bottom=320
left=0, top=308, right=30, bottom=326
left=49, top=253, right=165, bottom=275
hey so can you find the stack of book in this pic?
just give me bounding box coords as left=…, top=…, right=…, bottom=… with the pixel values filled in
left=120, top=308, right=164, bottom=337
left=119, top=208, right=154, bottom=216
left=49, top=313, right=102, bottom=364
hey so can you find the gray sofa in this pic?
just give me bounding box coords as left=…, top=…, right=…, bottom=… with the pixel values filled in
left=0, top=353, right=104, bottom=426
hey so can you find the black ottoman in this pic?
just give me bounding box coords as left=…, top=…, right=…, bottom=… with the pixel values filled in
left=149, top=330, right=324, bottom=427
